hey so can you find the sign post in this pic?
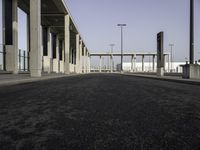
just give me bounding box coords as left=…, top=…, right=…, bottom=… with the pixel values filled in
left=157, top=32, right=164, bottom=76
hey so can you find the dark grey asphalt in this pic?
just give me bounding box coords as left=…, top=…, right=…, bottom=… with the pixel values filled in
left=0, top=73, right=200, bottom=150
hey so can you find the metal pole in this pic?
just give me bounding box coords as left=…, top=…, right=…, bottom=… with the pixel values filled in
left=190, top=0, right=194, bottom=64
left=23, top=50, right=26, bottom=71
left=19, top=49, right=21, bottom=71
left=117, top=24, right=126, bottom=72
left=121, top=26, right=123, bottom=72
left=2, top=0, right=6, bottom=71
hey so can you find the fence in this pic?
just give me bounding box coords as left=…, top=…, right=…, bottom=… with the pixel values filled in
left=0, top=44, right=5, bottom=71
left=18, top=49, right=29, bottom=72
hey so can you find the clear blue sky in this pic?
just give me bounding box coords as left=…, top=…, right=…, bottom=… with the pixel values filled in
left=66, top=0, right=200, bottom=62
left=0, top=0, right=200, bottom=63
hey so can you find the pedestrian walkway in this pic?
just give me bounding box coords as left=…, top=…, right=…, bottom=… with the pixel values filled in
left=124, top=72, right=200, bottom=85
left=0, top=72, right=77, bottom=86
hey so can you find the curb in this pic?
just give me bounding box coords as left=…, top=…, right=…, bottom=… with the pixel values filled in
left=0, top=74, right=82, bottom=87
left=123, top=73, right=200, bottom=86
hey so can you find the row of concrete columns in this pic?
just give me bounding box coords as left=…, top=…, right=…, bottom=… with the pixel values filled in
left=3, top=0, right=90, bottom=77
left=96, top=54, right=170, bottom=72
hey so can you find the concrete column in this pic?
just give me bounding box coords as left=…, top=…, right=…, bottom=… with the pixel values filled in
left=75, top=34, right=80, bottom=73
left=88, top=55, right=91, bottom=73
left=5, top=0, right=18, bottom=74
left=47, top=28, right=52, bottom=73
left=64, top=15, right=70, bottom=74
left=152, top=55, right=155, bottom=72
left=56, top=35, right=59, bottom=73
left=142, top=55, right=144, bottom=72
left=99, top=56, right=102, bottom=72
left=30, top=0, right=42, bottom=77
left=134, top=55, right=136, bottom=72
left=27, top=14, right=30, bottom=70
left=131, top=55, right=134, bottom=72
left=43, top=27, right=51, bottom=73
left=79, top=40, right=83, bottom=73
left=163, top=55, right=166, bottom=72
left=83, top=47, right=86, bottom=73
left=59, top=40, right=65, bottom=73
left=86, top=51, right=89, bottom=73
left=168, top=54, right=170, bottom=72
left=110, top=55, right=113, bottom=72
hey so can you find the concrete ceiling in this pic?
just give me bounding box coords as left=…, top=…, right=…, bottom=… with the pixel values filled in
left=18, top=0, right=78, bottom=38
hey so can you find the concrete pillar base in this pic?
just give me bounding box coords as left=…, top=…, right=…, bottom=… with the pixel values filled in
left=30, top=69, right=41, bottom=77
left=5, top=45, right=18, bottom=74
left=182, top=64, right=200, bottom=79
left=157, top=67, right=164, bottom=76
left=60, top=61, right=64, bottom=73
left=43, top=56, right=51, bottom=73
left=53, top=59, right=59, bottom=73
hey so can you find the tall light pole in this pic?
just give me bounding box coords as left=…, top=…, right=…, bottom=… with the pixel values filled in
left=169, top=44, right=174, bottom=71
left=117, top=24, right=126, bottom=72
left=190, top=0, right=194, bottom=64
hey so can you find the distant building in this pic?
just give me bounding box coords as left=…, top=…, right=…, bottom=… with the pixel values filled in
left=116, top=62, right=192, bottom=73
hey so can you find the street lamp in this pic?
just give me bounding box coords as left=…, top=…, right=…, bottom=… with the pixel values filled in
left=190, top=0, right=194, bottom=64
left=117, top=24, right=126, bottom=72
left=169, top=43, right=174, bottom=72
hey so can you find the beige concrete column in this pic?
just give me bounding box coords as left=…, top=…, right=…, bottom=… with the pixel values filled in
left=55, top=35, right=59, bottom=73
left=134, top=54, right=136, bottom=72
left=64, top=15, right=70, bottom=74
left=88, top=55, right=91, bottom=73
left=30, top=0, right=42, bottom=77
left=79, top=40, right=83, bottom=73
left=142, top=55, right=144, bottom=72
left=43, top=27, right=52, bottom=73
left=152, top=55, right=155, bottom=72
left=5, top=0, right=18, bottom=74
left=83, top=47, right=86, bottom=73
left=47, top=28, right=52, bottom=72
left=110, top=55, right=113, bottom=72
left=99, top=56, right=102, bottom=72
left=75, top=34, right=80, bottom=73
left=168, top=54, right=170, bottom=72
left=59, top=40, right=65, bottom=73
left=86, top=51, right=89, bottom=73
left=131, top=55, right=134, bottom=72
left=163, top=55, right=166, bottom=72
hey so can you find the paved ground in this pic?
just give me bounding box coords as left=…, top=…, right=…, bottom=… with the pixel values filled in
left=0, top=74, right=200, bottom=150
left=0, top=73, right=72, bottom=86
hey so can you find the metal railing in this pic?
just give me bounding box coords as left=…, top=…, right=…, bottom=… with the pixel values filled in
left=0, top=43, right=6, bottom=71
left=18, top=49, right=30, bottom=72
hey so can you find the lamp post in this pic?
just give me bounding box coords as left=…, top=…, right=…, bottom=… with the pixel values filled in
left=190, top=0, right=194, bottom=64
left=169, top=44, right=174, bottom=72
left=117, top=24, right=126, bottom=72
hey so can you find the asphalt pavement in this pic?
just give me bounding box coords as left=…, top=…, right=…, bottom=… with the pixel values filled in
left=0, top=73, right=200, bottom=150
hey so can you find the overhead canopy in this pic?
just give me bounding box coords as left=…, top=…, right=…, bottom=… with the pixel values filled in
left=18, top=0, right=79, bottom=40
